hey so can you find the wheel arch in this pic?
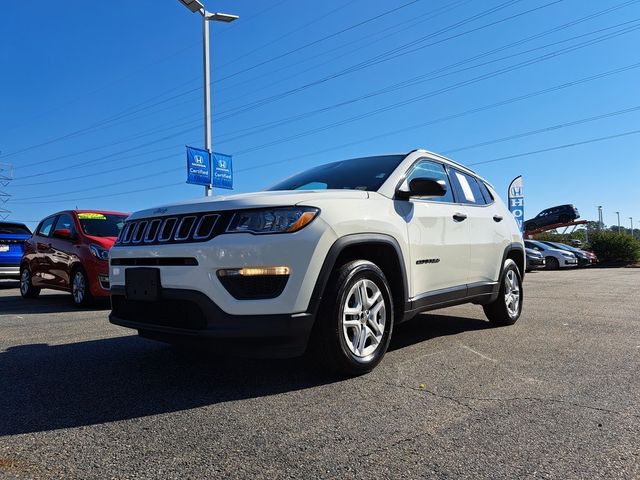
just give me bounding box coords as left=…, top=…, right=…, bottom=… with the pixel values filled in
left=505, top=242, right=525, bottom=278
left=307, top=234, right=409, bottom=321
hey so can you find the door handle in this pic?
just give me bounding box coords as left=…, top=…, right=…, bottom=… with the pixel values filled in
left=493, top=215, right=504, bottom=222
left=453, top=212, right=468, bottom=222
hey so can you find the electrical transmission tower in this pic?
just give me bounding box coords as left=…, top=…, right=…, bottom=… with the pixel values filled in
left=0, top=162, right=13, bottom=220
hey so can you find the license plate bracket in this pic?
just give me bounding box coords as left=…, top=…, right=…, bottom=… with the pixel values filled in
left=125, top=268, right=161, bottom=302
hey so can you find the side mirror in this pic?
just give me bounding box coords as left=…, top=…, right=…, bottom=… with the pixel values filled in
left=397, top=177, right=447, bottom=200
left=53, top=228, right=72, bottom=239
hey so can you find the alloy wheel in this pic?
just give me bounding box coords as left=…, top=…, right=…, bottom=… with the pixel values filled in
left=504, top=269, right=520, bottom=318
left=20, top=269, right=30, bottom=295
left=72, top=271, right=86, bottom=305
left=341, top=279, right=386, bottom=358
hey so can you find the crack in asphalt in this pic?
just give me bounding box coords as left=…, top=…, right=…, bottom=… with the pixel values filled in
left=364, top=377, right=640, bottom=420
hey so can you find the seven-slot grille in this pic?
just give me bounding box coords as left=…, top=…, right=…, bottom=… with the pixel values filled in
left=116, top=213, right=220, bottom=246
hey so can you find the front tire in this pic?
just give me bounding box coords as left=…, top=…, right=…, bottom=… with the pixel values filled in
left=19, top=267, right=40, bottom=299
left=483, top=259, right=523, bottom=326
left=545, top=257, right=559, bottom=270
left=71, top=268, right=93, bottom=307
left=309, top=260, right=394, bottom=376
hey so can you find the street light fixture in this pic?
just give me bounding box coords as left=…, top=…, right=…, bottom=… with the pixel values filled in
left=178, top=0, right=238, bottom=197
left=179, top=0, right=204, bottom=14
left=615, top=211, right=621, bottom=233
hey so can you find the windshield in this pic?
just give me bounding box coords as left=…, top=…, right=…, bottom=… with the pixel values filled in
left=78, top=213, right=127, bottom=237
left=267, top=155, right=405, bottom=192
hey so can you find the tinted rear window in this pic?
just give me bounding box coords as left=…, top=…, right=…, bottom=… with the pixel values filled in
left=0, top=223, right=31, bottom=235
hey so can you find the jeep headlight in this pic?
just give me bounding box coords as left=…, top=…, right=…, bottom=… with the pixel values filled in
left=226, top=207, right=319, bottom=234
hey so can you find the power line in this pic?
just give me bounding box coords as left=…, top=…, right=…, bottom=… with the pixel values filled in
left=468, top=129, right=640, bottom=166
left=443, top=105, right=640, bottom=154
left=229, top=23, right=640, bottom=156
left=12, top=59, right=640, bottom=187
left=214, top=0, right=538, bottom=119
left=216, top=14, right=640, bottom=144
left=5, top=0, right=565, bottom=178
left=213, top=0, right=422, bottom=81
left=230, top=62, right=640, bottom=173
left=11, top=106, right=640, bottom=204
left=0, top=0, right=422, bottom=161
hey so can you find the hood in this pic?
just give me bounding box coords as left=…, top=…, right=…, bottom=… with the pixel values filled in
left=128, top=190, right=370, bottom=220
left=525, top=248, right=542, bottom=257
left=550, top=247, right=575, bottom=256
left=84, top=234, right=117, bottom=249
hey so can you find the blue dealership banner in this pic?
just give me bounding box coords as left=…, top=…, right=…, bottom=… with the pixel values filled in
left=508, top=176, right=524, bottom=234
left=213, top=152, right=233, bottom=190
left=186, top=146, right=211, bottom=186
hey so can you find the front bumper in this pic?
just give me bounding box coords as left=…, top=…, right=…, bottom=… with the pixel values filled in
left=108, top=219, right=336, bottom=316
left=526, top=257, right=545, bottom=269
left=109, top=286, right=315, bottom=358
left=85, top=260, right=111, bottom=297
left=0, top=265, right=20, bottom=279
left=563, top=257, right=578, bottom=266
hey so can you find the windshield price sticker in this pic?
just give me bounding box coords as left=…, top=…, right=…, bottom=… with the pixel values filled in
left=78, top=213, right=107, bottom=220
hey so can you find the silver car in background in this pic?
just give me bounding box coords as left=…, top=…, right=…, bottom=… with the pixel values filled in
left=524, top=240, right=578, bottom=270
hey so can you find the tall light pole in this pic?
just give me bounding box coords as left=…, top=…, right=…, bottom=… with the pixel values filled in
left=615, top=211, right=621, bottom=233
left=597, top=206, right=603, bottom=230
left=630, top=217, right=634, bottom=238
left=178, top=0, right=238, bottom=197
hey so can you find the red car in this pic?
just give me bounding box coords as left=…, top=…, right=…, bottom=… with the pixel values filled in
left=20, top=210, right=128, bottom=306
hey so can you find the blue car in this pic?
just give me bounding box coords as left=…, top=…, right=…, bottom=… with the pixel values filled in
left=0, top=222, right=32, bottom=280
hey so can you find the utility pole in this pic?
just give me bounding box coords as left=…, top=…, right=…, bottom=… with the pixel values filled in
left=0, top=162, right=12, bottom=220
left=178, top=0, right=238, bottom=197
left=630, top=217, right=634, bottom=238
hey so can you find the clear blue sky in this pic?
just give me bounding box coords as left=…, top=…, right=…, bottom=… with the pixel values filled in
left=1, top=0, right=639, bottom=229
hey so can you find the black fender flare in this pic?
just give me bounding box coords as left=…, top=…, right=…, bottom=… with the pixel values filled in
left=306, top=233, right=409, bottom=315
left=489, top=241, right=525, bottom=302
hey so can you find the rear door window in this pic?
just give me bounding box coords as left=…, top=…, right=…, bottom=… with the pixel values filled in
left=450, top=169, right=486, bottom=205
left=478, top=182, right=494, bottom=204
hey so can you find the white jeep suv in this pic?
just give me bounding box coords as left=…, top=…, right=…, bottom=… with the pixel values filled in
left=109, top=149, right=524, bottom=375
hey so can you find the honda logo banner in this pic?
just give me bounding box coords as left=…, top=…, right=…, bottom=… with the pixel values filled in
left=186, top=146, right=211, bottom=186
left=508, top=176, right=524, bottom=234
left=213, top=152, right=233, bottom=190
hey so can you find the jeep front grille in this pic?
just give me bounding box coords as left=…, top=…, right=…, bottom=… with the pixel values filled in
left=116, top=213, right=220, bottom=246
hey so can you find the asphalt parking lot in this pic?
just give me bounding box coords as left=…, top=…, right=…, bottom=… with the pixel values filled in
left=0, top=268, right=638, bottom=479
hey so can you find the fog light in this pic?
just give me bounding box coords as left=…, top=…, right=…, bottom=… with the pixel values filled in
left=216, top=266, right=290, bottom=300
left=217, top=266, right=290, bottom=277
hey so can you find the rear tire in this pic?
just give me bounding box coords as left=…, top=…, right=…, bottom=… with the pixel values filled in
left=559, top=214, right=570, bottom=224
left=545, top=257, right=559, bottom=270
left=71, top=268, right=93, bottom=307
left=483, top=259, right=523, bottom=326
left=308, top=260, right=394, bottom=376
left=19, top=267, right=40, bottom=299
left=525, top=222, right=537, bottom=231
